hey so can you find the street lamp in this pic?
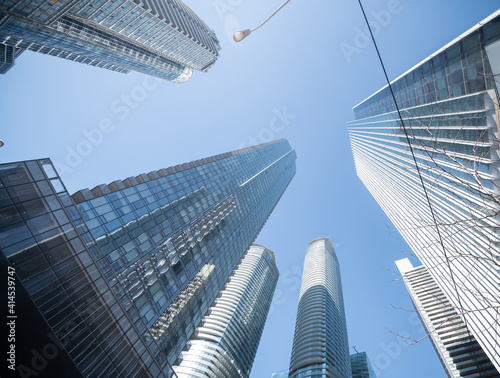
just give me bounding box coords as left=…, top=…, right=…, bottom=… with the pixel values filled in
left=233, top=0, right=292, bottom=42
left=0, top=139, right=4, bottom=148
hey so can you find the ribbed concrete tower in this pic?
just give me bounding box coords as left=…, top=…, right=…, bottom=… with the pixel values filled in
left=396, top=258, right=499, bottom=377
left=289, top=238, right=351, bottom=378
left=174, top=244, right=279, bottom=377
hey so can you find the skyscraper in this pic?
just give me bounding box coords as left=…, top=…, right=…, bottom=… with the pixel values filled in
left=350, top=352, right=377, bottom=378
left=289, top=238, right=351, bottom=378
left=0, top=0, right=221, bottom=81
left=348, top=10, right=500, bottom=371
left=0, top=139, right=296, bottom=377
left=396, top=258, right=499, bottom=377
left=173, top=244, right=279, bottom=377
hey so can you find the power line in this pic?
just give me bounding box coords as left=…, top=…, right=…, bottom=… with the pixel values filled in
left=355, top=0, right=474, bottom=348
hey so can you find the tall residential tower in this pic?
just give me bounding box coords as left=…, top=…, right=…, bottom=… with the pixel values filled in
left=174, top=244, right=279, bottom=377
left=396, top=258, right=498, bottom=377
left=0, top=0, right=221, bottom=81
left=348, top=10, right=500, bottom=371
left=288, top=238, right=351, bottom=378
left=0, top=140, right=296, bottom=377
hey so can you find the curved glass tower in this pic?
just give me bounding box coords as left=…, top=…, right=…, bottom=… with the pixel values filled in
left=173, top=244, right=279, bottom=377
left=289, top=238, right=351, bottom=378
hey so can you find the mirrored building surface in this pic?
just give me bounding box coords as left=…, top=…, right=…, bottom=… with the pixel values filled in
left=348, top=10, right=500, bottom=372
left=0, top=139, right=296, bottom=377
left=0, top=0, right=221, bottom=81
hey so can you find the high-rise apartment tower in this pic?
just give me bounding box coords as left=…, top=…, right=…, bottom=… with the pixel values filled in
left=396, top=258, right=499, bottom=377
left=288, top=238, right=351, bottom=378
left=0, top=0, right=221, bottom=81
left=348, top=10, right=500, bottom=371
left=174, top=244, right=279, bottom=377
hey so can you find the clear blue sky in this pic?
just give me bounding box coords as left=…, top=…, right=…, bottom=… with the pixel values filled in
left=1, top=1, right=499, bottom=377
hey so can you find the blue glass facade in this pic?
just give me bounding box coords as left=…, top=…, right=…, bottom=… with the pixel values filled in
left=0, top=0, right=221, bottom=81
left=352, top=14, right=500, bottom=120
left=72, top=139, right=296, bottom=371
left=0, top=159, right=161, bottom=377
left=350, top=352, right=376, bottom=378
left=289, top=238, right=351, bottom=378
left=173, top=244, right=279, bottom=377
left=0, top=139, right=296, bottom=377
left=348, top=10, right=500, bottom=373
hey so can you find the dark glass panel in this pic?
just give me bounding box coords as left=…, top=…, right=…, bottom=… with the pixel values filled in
left=1, top=237, right=37, bottom=257
left=0, top=205, right=23, bottom=229
left=62, top=325, right=90, bottom=351
left=79, top=345, right=106, bottom=375
left=44, top=195, right=62, bottom=212
left=51, top=210, right=68, bottom=226
left=0, top=188, right=12, bottom=207
left=41, top=295, right=73, bottom=319
left=483, top=17, right=500, bottom=44
left=7, top=182, right=40, bottom=203
left=432, top=53, right=446, bottom=78
left=37, top=229, right=66, bottom=251
left=0, top=163, right=31, bottom=187
left=26, top=161, right=46, bottom=181
left=9, top=245, right=50, bottom=281
left=24, top=267, right=58, bottom=295
left=37, top=180, right=53, bottom=196
left=61, top=270, right=91, bottom=293
left=16, top=197, right=49, bottom=220
left=467, top=77, right=486, bottom=93
left=44, top=241, right=74, bottom=265
left=0, top=220, right=32, bottom=249
left=462, top=30, right=480, bottom=52
left=26, top=212, right=58, bottom=235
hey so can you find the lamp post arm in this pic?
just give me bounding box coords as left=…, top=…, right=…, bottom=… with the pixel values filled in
left=233, top=0, right=292, bottom=42
left=250, top=0, right=292, bottom=32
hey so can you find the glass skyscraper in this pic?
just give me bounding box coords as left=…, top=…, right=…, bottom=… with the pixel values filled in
left=288, top=238, right=351, bottom=378
left=0, top=0, right=221, bottom=81
left=348, top=10, right=500, bottom=372
left=396, top=258, right=499, bottom=377
left=174, top=244, right=279, bottom=377
left=350, top=352, right=376, bottom=378
left=0, top=139, right=296, bottom=377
